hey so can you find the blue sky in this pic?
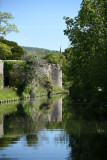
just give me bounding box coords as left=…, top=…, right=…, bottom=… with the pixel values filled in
left=0, top=0, right=82, bottom=51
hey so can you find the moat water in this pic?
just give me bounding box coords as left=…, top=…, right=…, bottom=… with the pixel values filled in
left=0, top=95, right=107, bottom=160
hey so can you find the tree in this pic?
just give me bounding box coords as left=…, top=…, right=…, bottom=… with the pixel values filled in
left=64, top=0, right=107, bottom=103
left=0, top=12, right=18, bottom=37
left=0, top=39, right=25, bottom=60
left=43, top=52, right=66, bottom=65
left=0, top=42, right=12, bottom=59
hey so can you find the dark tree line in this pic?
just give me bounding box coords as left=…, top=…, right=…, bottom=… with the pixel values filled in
left=63, top=0, right=107, bottom=105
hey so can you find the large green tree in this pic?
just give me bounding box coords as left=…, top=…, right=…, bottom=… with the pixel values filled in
left=64, top=0, right=107, bottom=102
left=0, top=12, right=23, bottom=60
left=0, top=12, right=18, bottom=37
left=0, top=39, right=25, bottom=60
left=0, top=38, right=25, bottom=60
left=0, top=42, right=12, bottom=59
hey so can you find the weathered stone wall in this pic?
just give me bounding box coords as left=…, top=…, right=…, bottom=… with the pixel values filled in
left=2, top=61, right=62, bottom=88
left=39, top=63, right=51, bottom=77
left=51, top=64, right=62, bottom=87
left=39, top=63, right=62, bottom=87
left=0, top=60, right=4, bottom=88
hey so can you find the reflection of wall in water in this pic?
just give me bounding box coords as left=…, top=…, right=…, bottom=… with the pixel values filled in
left=0, top=116, right=3, bottom=137
left=48, top=98, right=62, bottom=122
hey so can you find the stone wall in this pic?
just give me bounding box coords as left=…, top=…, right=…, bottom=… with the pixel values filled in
left=3, top=61, right=62, bottom=88
left=51, top=64, right=62, bottom=87
left=0, top=60, right=3, bottom=88
left=39, top=63, right=62, bottom=87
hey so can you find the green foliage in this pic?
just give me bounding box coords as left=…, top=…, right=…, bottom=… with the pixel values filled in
left=8, top=55, right=39, bottom=96
left=52, top=85, right=65, bottom=94
left=43, top=53, right=66, bottom=64
left=4, top=56, right=39, bottom=96
left=0, top=87, right=20, bottom=101
left=62, top=48, right=72, bottom=87
left=4, top=60, right=23, bottom=86
left=0, top=39, right=25, bottom=60
left=0, top=12, right=18, bottom=37
left=0, top=42, right=12, bottom=59
left=34, top=84, right=48, bottom=97
left=38, top=75, right=53, bottom=97
left=64, top=0, right=107, bottom=103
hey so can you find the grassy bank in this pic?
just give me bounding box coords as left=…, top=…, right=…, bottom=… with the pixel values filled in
left=0, top=88, right=20, bottom=101
left=0, top=85, right=66, bottom=102
left=34, top=85, right=65, bottom=97
left=53, top=85, right=65, bottom=94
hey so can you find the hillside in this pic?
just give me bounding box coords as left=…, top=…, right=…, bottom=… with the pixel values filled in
left=22, top=46, right=59, bottom=57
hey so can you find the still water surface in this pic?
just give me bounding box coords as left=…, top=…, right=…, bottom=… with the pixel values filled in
left=0, top=95, right=107, bottom=160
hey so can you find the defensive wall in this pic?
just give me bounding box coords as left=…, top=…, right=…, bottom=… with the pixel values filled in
left=0, top=61, right=62, bottom=88
left=39, top=63, right=62, bottom=87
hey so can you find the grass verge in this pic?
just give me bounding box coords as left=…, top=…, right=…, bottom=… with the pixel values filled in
left=0, top=87, right=20, bottom=101
left=0, top=85, right=66, bottom=101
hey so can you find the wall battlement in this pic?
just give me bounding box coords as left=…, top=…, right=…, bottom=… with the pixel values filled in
left=0, top=60, right=3, bottom=88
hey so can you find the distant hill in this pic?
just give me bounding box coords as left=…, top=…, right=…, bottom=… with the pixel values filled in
left=22, top=46, right=59, bottom=57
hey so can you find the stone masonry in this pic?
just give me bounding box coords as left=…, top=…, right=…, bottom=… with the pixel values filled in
left=1, top=61, right=62, bottom=88
left=39, top=63, right=62, bottom=87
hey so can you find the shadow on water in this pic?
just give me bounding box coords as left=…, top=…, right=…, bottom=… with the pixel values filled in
left=0, top=95, right=107, bottom=160
left=62, top=96, right=107, bottom=160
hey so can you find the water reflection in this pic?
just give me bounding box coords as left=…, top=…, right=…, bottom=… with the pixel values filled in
left=62, top=96, right=107, bottom=160
left=0, top=96, right=67, bottom=160
left=0, top=95, right=107, bottom=160
left=48, top=97, right=62, bottom=122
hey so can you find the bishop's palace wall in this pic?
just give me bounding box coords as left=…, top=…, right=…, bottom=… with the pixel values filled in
left=0, top=61, right=62, bottom=89
left=39, top=63, right=62, bottom=87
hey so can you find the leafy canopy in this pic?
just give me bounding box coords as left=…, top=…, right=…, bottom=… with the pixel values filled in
left=64, top=0, right=107, bottom=102
left=0, top=39, right=25, bottom=60
left=43, top=52, right=66, bottom=64
left=0, top=12, right=18, bottom=37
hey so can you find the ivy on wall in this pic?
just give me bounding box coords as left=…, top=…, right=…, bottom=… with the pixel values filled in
left=4, top=60, right=24, bottom=86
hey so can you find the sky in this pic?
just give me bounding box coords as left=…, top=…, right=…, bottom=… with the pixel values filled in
left=0, top=0, right=82, bottom=51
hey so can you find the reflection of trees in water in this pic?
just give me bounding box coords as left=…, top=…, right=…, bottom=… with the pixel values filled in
left=62, top=96, right=107, bottom=160
left=0, top=96, right=63, bottom=147
left=0, top=102, right=19, bottom=138
left=68, top=133, right=107, bottom=160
